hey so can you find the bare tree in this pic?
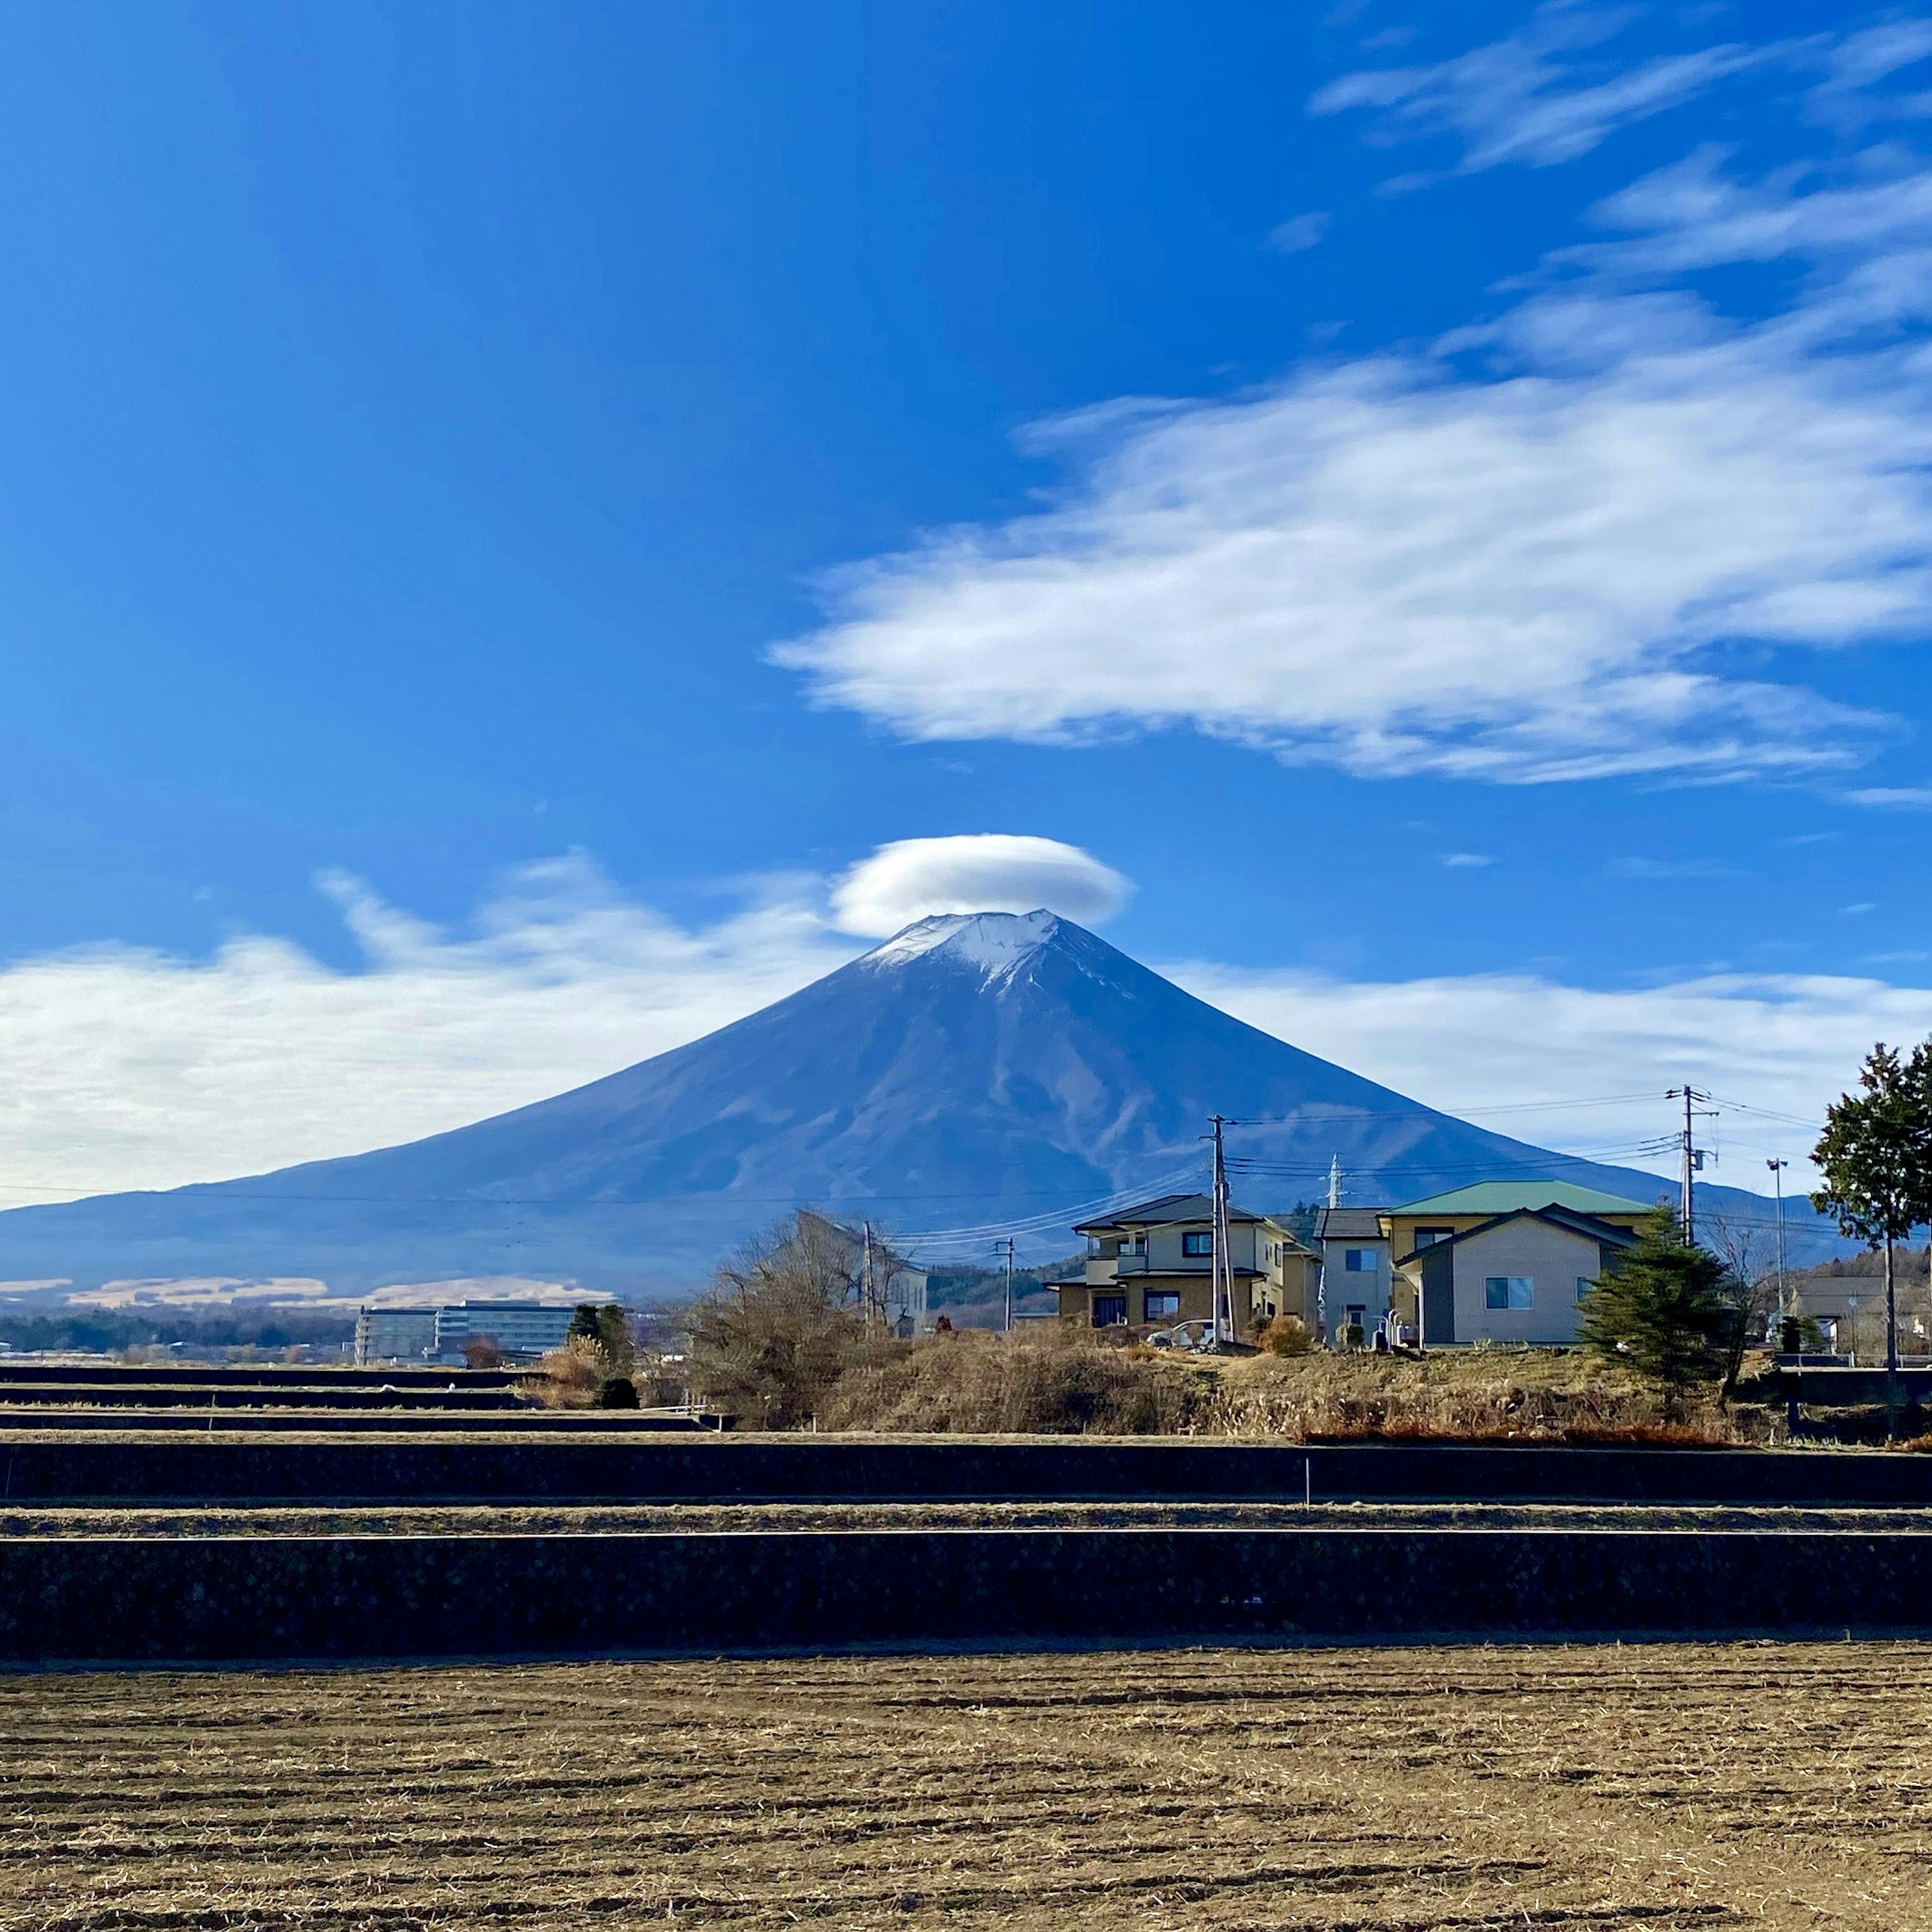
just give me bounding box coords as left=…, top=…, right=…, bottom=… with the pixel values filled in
left=1699, top=1206, right=1779, bottom=1402
left=683, top=1214, right=893, bottom=1428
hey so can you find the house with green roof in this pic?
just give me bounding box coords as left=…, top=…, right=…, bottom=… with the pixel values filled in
left=1380, top=1180, right=1664, bottom=1347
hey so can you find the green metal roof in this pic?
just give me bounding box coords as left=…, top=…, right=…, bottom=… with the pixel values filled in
left=1390, top=1181, right=1659, bottom=1217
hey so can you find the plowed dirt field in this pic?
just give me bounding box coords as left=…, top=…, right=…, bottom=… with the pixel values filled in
left=2, top=1643, right=1927, bottom=1930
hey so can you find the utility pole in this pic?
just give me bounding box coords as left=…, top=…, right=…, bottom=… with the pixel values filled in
left=1327, top=1154, right=1342, bottom=1211
left=1211, top=1114, right=1233, bottom=1345
left=1766, top=1159, right=1789, bottom=1339
left=1002, top=1236, right=1015, bottom=1333
left=1666, top=1087, right=1712, bottom=1240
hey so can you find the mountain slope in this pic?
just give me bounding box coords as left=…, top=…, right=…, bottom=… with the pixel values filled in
left=0, top=911, right=1813, bottom=1295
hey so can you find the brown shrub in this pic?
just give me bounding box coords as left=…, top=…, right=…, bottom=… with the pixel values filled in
left=522, top=1338, right=605, bottom=1409
left=1252, top=1315, right=1314, bottom=1358
left=819, top=1327, right=1219, bottom=1435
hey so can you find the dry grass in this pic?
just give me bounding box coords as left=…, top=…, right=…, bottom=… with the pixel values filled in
left=1, top=1643, right=1928, bottom=1928
left=1208, top=1348, right=1768, bottom=1445
left=821, top=1327, right=1216, bottom=1434
left=820, top=1334, right=1773, bottom=1444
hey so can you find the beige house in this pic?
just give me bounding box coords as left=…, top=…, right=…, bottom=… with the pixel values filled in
left=1381, top=1183, right=1654, bottom=1347
left=1052, top=1192, right=1319, bottom=1341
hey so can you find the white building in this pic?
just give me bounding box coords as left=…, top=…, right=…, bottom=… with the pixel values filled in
left=1315, top=1207, right=1392, bottom=1344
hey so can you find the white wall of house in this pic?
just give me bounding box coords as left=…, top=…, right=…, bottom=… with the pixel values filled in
left=1321, top=1238, right=1392, bottom=1338
left=1450, top=1222, right=1602, bottom=1345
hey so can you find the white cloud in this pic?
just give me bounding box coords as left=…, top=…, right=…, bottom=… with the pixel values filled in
left=777, top=259, right=1920, bottom=781
left=1167, top=957, right=1932, bottom=1188
left=1310, top=7, right=1787, bottom=173
left=1561, top=143, right=1932, bottom=278
left=0, top=854, right=855, bottom=1204
left=1809, top=19, right=1932, bottom=129
left=1848, top=785, right=1932, bottom=806
left=1439, top=852, right=1493, bottom=867
left=1267, top=212, right=1331, bottom=253
left=830, top=835, right=1131, bottom=936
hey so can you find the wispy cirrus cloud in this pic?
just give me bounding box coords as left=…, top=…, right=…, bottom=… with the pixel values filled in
left=777, top=268, right=1919, bottom=783
left=1311, top=4, right=1791, bottom=174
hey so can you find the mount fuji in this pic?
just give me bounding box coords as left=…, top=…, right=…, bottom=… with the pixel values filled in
left=0, top=910, right=1814, bottom=1299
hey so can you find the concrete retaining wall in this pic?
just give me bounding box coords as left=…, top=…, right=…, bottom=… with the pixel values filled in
left=3, top=1528, right=1928, bottom=1662
left=6, top=1437, right=1932, bottom=1505
left=0, top=1365, right=519, bottom=1389
left=0, top=1409, right=709, bottom=1433
left=0, top=1386, right=523, bottom=1411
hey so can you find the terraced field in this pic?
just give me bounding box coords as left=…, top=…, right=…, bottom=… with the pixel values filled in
left=6, top=1499, right=1932, bottom=1535
left=2, top=1643, right=1927, bottom=1930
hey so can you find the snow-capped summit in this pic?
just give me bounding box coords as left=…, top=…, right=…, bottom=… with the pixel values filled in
left=861, top=909, right=1064, bottom=982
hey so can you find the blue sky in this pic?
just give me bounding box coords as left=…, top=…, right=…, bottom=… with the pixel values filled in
left=5, top=0, right=1932, bottom=1201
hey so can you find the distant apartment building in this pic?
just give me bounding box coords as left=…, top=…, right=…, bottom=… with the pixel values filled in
left=353, top=1307, right=437, bottom=1366
left=432, top=1301, right=589, bottom=1361
left=354, top=1299, right=609, bottom=1365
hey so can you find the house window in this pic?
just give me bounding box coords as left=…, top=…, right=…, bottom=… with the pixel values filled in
left=1144, top=1291, right=1180, bottom=1321
left=1577, top=1276, right=1595, bottom=1303
left=1129, top=1234, right=1146, bottom=1255
left=1344, top=1248, right=1374, bottom=1272
left=1484, top=1276, right=1534, bottom=1310
left=1416, top=1227, right=1454, bottom=1247
left=1093, top=1295, right=1128, bottom=1327
left=1181, top=1231, right=1214, bottom=1257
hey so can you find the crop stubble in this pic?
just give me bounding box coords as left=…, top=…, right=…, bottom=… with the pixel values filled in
left=0, top=1643, right=1927, bottom=1930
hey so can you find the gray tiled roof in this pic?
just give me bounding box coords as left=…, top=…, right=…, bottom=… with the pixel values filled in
left=1317, top=1208, right=1389, bottom=1241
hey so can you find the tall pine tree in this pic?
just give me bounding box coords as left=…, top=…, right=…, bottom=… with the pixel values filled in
left=1581, top=1211, right=1738, bottom=1416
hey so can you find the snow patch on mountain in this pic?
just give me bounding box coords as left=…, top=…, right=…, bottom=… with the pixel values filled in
left=861, top=909, right=1063, bottom=982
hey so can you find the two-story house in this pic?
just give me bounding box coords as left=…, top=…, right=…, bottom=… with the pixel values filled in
left=1381, top=1181, right=1657, bottom=1346
left=1052, top=1192, right=1319, bottom=1341
left=1315, top=1207, right=1393, bottom=1345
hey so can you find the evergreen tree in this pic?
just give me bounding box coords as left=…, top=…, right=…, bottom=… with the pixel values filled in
left=1581, top=1211, right=1738, bottom=1413
left=1810, top=1042, right=1932, bottom=1439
